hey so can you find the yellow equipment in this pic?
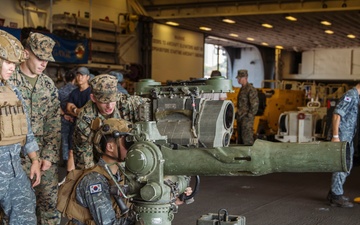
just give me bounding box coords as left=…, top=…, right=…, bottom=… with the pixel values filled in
left=228, top=81, right=305, bottom=141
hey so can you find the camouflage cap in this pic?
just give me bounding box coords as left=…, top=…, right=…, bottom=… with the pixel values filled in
left=236, top=69, right=248, bottom=78
left=90, top=74, right=119, bottom=103
left=210, top=70, right=221, bottom=77
left=0, top=30, right=24, bottom=63
left=26, top=32, right=55, bottom=62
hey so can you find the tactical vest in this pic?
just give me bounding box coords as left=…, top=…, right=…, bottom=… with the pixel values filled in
left=57, top=165, right=122, bottom=224
left=0, top=85, right=28, bottom=146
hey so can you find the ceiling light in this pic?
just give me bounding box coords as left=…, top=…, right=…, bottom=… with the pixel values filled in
left=222, top=18, right=235, bottom=24
left=325, top=30, right=334, bottom=34
left=285, top=16, right=297, bottom=21
left=321, top=21, right=332, bottom=26
left=199, top=26, right=212, bottom=31
left=275, top=45, right=284, bottom=49
left=166, top=21, right=179, bottom=26
left=229, top=33, right=238, bottom=37
left=247, top=37, right=255, bottom=41
left=261, top=42, right=269, bottom=46
left=347, top=34, right=356, bottom=38
left=262, top=23, right=273, bottom=28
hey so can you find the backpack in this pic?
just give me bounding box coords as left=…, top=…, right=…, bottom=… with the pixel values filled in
left=57, top=165, right=118, bottom=224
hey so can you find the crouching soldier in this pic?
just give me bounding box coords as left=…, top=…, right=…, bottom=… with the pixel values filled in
left=58, top=118, right=135, bottom=225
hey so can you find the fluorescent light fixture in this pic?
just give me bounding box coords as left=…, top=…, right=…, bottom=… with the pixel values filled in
left=261, top=42, right=269, bottom=46
left=285, top=16, right=297, bottom=21
left=246, top=37, right=255, bottom=41
left=275, top=45, right=284, bottom=49
left=199, top=26, right=212, bottom=31
left=347, top=34, right=356, bottom=38
left=222, top=18, right=235, bottom=24
left=166, top=21, right=179, bottom=26
left=229, top=33, right=239, bottom=37
left=262, top=23, right=273, bottom=28
left=321, top=21, right=332, bottom=26
left=325, top=30, right=334, bottom=34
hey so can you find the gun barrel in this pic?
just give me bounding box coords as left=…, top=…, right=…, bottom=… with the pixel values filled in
left=161, top=140, right=349, bottom=176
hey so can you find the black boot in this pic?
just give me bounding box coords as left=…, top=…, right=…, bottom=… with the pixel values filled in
left=327, top=191, right=353, bottom=208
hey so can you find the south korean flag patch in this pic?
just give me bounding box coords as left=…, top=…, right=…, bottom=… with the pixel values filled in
left=89, top=183, right=102, bottom=194
left=344, top=96, right=351, bottom=102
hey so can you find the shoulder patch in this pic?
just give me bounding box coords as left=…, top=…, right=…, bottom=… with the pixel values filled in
left=344, top=96, right=351, bottom=102
left=83, top=116, right=92, bottom=124
left=89, top=183, right=102, bottom=194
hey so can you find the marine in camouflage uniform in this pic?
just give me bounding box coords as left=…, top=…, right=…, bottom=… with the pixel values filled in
left=327, top=84, right=360, bottom=208
left=0, top=30, right=41, bottom=225
left=9, top=32, right=61, bottom=224
left=73, top=74, right=148, bottom=170
left=236, top=69, right=259, bottom=145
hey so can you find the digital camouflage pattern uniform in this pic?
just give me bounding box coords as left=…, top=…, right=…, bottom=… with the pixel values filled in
left=73, top=75, right=149, bottom=170
left=9, top=33, right=61, bottom=225
left=236, top=70, right=259, bottom=145
left=72, top=159, right=131, bottom=225
left=330, top=87, right=359, bottom=196
left=0, top=30, right=39, bottom=225
left=0, top=83, right=39, bottom=225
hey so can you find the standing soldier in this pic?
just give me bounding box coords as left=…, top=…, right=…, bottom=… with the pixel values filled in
left=72, top=74, right=148, bottom=170
left=0, top=30, right=41, bottom=225
left=236, top=69, right=259, bottom=145
left=9, top=32, right=61, bottom=224
left=326, top=82, right=360, bottom=208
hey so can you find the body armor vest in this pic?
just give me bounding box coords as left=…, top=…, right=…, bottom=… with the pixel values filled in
left=0, top=85, right=27, bottom=146
left=57, top=165, right=122, bottom=224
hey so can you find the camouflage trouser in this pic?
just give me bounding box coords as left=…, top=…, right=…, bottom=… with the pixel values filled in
left=23, top=158, right=61, bottom=225
left=0, top=171, right=36, bottom=225
left=331, top=138, right=354, bottom=195
left=237, top=115, right=255, bottom=145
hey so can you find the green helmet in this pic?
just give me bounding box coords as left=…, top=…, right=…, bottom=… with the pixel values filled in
left=0, top=30, right=24, bottom=63
left=93, top=118, right=133, bottom=155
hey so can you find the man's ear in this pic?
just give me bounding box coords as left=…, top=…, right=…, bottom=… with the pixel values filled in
left=90, top=93, right=96, bottom=102
left=23, top=49, right=30, bottom=60
left=106, top=142, right=114, bottom=153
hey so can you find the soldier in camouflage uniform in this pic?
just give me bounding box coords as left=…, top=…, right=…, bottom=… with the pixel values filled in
left=9, top=32, right=61, bottom=224
left=236, top=69, right=259, bottom=145
left=0, top=30, right=41, bottom=224
left=327, top=83, right=360, bottom=208
left=73, top=74, right=149, bottom=170
left=67, top=118, right=134, bottom=225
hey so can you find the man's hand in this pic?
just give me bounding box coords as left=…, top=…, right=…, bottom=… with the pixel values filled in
left=30, top=160, right=41, bottom=187
left=64, top=114, right=74, bottom=123
left=175, top=187, right=193, bottom=205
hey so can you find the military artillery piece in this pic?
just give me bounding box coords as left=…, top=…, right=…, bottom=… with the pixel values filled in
left=116, top=78, right=350, bottom=225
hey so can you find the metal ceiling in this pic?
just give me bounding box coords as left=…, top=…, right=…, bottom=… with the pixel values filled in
left=139, top=0, right=360, bottom=51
